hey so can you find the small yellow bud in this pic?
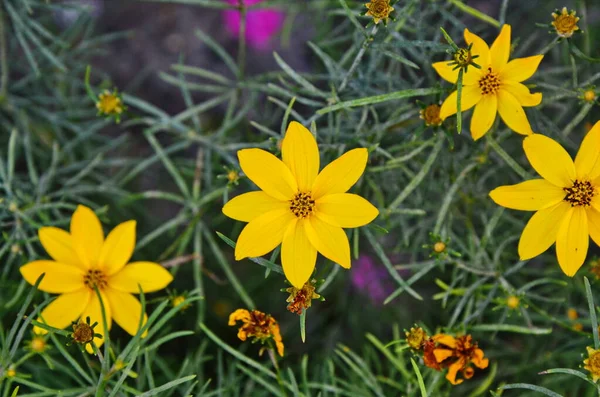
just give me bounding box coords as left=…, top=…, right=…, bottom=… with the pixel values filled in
left=30, top=337, right=47, bottom=353
left=506, top=295, right=520, bottom=309
left=583, top=90, right=596, bottom=103
left=567, top=308, right=578, bottom=320
left=433, top=242, right=446, bottom=253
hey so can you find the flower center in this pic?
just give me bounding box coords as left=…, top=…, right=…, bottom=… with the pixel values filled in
left=420, top=104, right=442, bottom=126
left=478, top=68, right=501, bottom=95
left=563, top=180, right=596, bottom=207
left=84, top=269, right=107, bottom=290
left=553, top=14, right=578, bottom=36
left=290, top=192, right=315, bottom=218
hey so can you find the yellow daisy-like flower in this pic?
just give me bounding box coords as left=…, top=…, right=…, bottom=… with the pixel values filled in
left=433, top=25, right=544, bottom=140
left=489, top=121, right=600, bottom=276
left=552, top=7, right=580, bottom=38
left=96, top=90, right=124, bottom=116
left=364, top=0, right=394, bottom=25
left=223, top=121, right=379, bottom=288
left=584, top=346, right=600, bottom=382
left=20, top=205, right=173, bottom=352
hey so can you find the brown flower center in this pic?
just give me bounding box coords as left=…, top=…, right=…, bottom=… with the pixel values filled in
left=590, top=351, right=600, bottom=369
left=72, top=322, right=95, bottom=344
left=563, top=180, right=596, bottom=207
left=367, top=0, right=390, bottom=17
left=290, top=192, right=315, bottom=218
left=84, top=269, right=107, bottom=290
left=420, top=104, right=442, bottom=126
left=478, top=68, right=501, bottom=95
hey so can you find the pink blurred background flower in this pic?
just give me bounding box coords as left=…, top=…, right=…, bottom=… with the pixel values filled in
left=350, top=255, right=394, bottom=305
left=223, top=0, right=285, bottom=50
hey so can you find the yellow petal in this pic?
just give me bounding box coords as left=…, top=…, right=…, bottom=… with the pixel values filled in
left=238, top=149, right=297, bottom=201
left=433, top=348, right=454, bottom=363
left=518, top=202, right=571, bottom=260
left=223, top=191, right=289, bottom=223
left=556, top=207, right=589, bottom=277
left=500, top=55, right=544, bottom=83
left=105, top=288, right=148, bottom=337
left=234, top=208, right=295, bottom=260
left=523, top=134, right=576, bottom=187
left=20, top=260, right=85, bottom=293
left=439, top=85, right=482, bottom=120
left=446, top=360, right=466, bottom=385
left=70, top=205, right=104, bottom=269
left=500, top=81, right=542, bottom=107
left=490, top=24, right=511, bottom=71
left=574, top=121, right=600, bottom=180
left=497, top=90, right=534, bottom=135
left=432, top=61, right=482, bottom=85
left=280, top=220, right=317, bottom=289
left=311, top=148, right=368, bottom=199
left=464, top=28, right=490, bottom=67
left=470, top=93, right=497, bottom=140
left=315, top=193, right=379, bottom=228
left=33, top=289, right=91, bottom=335
left=108, top=262, right=173, bottom=293
left=81, top=290, right=111, bottom=353
left=489, top=179, right=566, bottom=211
left=38, top=227, right=86, bottom=270
left=98, top=220, right=136, bottom=276
left=433, top=334, right=457, bottom=348
left=305, top=215, right=350, bottom=269
left=281, top=121, right=320, bottom=192
left=587, top=207, right=600, bottom=247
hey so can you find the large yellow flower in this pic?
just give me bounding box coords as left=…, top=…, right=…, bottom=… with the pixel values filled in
left=489, top=121, right=600, bottom=276
left=432, top=25, right=544, bottom=140
left=223, top=121, right=379, bottom=288
left=20, top=205, right=173, bottom=352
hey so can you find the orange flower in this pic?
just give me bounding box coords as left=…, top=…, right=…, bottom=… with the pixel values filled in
left=228, top=309, right=284, bottom=357
left=422, top=334, right=489, bottom=385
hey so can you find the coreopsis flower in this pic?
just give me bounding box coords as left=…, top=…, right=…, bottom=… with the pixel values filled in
left=20, top=205, right=173, bottom=353
left=223, top=122, right=379, bottom=288
left=285, top=279, right=321, bottom=315
left=584, top=346, right=600, bottom=382
left=405, top=326, right=428, bottom=351
left=433, top=25, right=543, bottom=140
left=420, top=104, right=443, bottom=127
left=364, top=0, right=394, bottom=25
left=551, top=7, right=580, bottom=38
left=422, top=334, right=489, bottom=385
left=228, top=309, right=284, bottom=357
left=489, top=122, right=600, bottom=277
left=96, top=89, right=125, bottom=122
left=223, top=0, right=284, bottom=50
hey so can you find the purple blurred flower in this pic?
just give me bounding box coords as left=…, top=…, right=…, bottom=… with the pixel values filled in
left=223, top=0, right=285, bottom=50
left=350, top=255, right=394, bottom=305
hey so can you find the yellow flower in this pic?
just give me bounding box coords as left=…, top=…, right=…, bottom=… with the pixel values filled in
left=223, top=122, right=379, bottom=288
left=584, top=346, right=600, bottom=382
left=20, top=205, right=173, bottom=353
left=405, top=326, right=428, bottom=350
left=552, top=7, right=580, bottom=38
left=489, top=121, right=600, bottom=276
left=97, top=90, right=124, bottom=116
left=432, top=25, right=543, bottom=140
left=229, top=309, right=284, bottom=357
left=364, top=0, right=394, bottom=25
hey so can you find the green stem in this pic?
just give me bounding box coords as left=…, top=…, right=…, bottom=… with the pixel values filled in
left=456, top=68, right=463, bottom=134
left=447, top=0, right=500, bottom=27
left=0, top=3, right=7, bottom=99
left=338, top=25, right=378, bottom=93
left=486, top=134, right=529, bottom=179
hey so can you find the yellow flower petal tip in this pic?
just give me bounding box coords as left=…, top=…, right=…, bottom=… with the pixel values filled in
left=20, top=206, right=172, bottom=345
left=224, top=121, right=377, bottom=287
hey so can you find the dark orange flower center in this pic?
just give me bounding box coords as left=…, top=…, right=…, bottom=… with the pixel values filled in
left=290, top=192, right=315, bottom=218
left=84, top=269, right=107, bottom=290
left=478, top=68, right=501, bottom=95
left=420, top=104, right=442, bottom=126
left=563, top=180, right=595, bottom=207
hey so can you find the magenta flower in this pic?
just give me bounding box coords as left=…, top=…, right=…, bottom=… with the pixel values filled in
left=223, top=0, right=285, bottom=50
left=350, top=255, right=394, bottom=305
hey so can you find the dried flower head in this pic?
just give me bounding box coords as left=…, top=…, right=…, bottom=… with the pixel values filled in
left=69, top=316, right=103, bottom=352
left=364, top=0, right=394, bottom=25
left=584, top=346, right=600, bottom=382
left=420, top=104, right=443, bottom=127
left=229, top=309, right=284, bottom=357
left=422, top=334, right=489, bottom=385
left=285, top=279, right=321, bottom=315
left=406, top=326, right=428, bottom=351
left=96, top=89, right=125, bottom=122
left=551, top=7, right=580, bottom=38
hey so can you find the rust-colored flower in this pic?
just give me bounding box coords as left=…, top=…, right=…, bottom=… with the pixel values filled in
left=422, top=334, right=489, bottom=385
left=285, top=279, right=321, bottom=315
left=229, top=309, right=284, bottom=357
left=406, top=326, right=428, bottom=351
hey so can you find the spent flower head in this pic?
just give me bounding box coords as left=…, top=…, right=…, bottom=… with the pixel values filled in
left=69, top=316, right=103, bottom=353
left=364, top=0, right=394, bottom=25
left=490, top=121, right=600, bottom=277
left=405, top=326, right=428, bottom=351
left=284, top=278, right=322, bottom=315
left=420, top=104, right=443, bottom=127
left=228, top=309, right=284, bottom=357
left=551, top=7, right=580, bottom=38
left=20, top=205, right=173, bottom=353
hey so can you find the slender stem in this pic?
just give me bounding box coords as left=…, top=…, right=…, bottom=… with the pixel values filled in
left=0, top=3, right=8, bottom=99
left=237, top=0, right=247, bottom=81
left=486, top=134, right=529, bottom=179
left=456, top=68, right=463, bottom=134
left=338, top=25, right=378, bottom=93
